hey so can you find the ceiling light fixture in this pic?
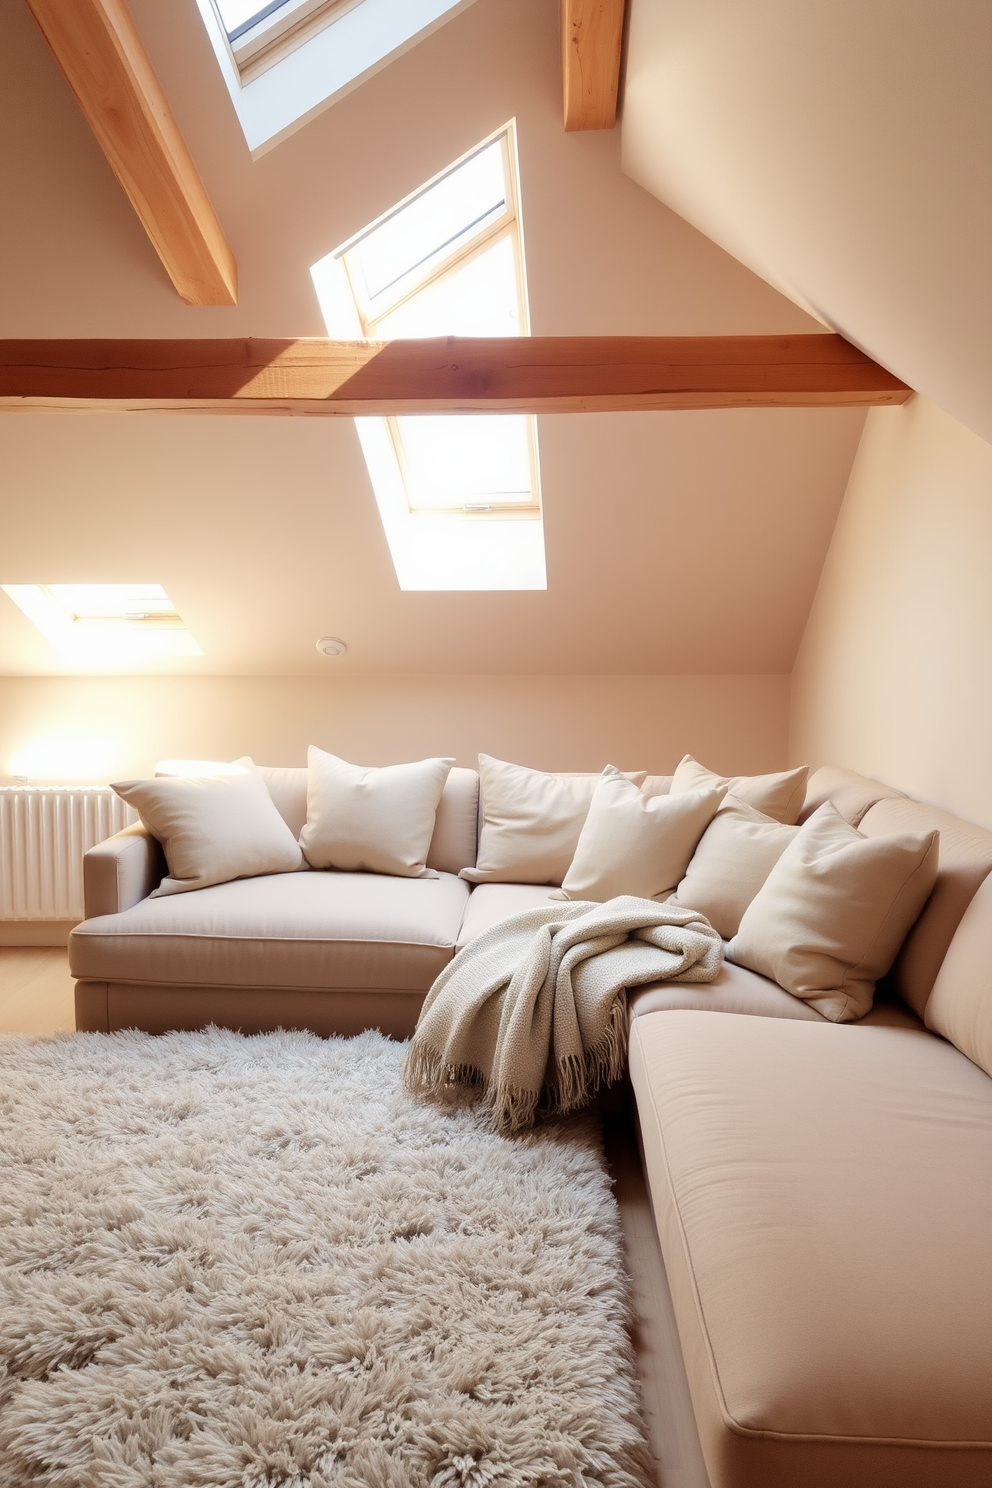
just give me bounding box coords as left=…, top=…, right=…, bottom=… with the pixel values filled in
left=316, top=636, right=347, bottom=657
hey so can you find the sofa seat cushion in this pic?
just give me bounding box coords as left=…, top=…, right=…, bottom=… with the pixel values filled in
left=628, top=958, right=828, bottom=1023
left=456, top=881, right=563, bottom=947
left=630, top=1010, right=992, bottom=1488
left=70, top=870, right=470, bottom=993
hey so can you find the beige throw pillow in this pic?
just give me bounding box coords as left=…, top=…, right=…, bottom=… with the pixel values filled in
left=300, top=747, right=453, bottom=877
left=728, top=802, right=939, bottom=1022
left=556, top=767, right=726, bottom=903
left=670, top=754, right=809, bottom=825
left=460, top=755, right=649, bottom=887
left=672, top=796, right=798, bottom=939
left=112, top=771, right=306, bottom=897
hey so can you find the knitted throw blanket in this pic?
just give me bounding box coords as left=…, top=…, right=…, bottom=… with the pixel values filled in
left=403, top=896, right=723, bottom=1134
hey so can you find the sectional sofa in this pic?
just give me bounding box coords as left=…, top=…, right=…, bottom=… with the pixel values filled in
left=69, top=760, right=992, bottom=1487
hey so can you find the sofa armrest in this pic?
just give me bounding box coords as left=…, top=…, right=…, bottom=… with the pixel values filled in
left=83, top=824, right=165, bottom=919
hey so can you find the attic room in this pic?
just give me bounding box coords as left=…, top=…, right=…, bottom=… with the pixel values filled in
left=1, top=0, right=991, bottom=1483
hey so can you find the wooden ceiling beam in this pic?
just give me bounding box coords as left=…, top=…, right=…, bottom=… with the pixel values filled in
left=0, top=336, right=911, bottom=415
left=25, top=0, right=237, bottom=306
left=562, top=0, right=626, bottom=131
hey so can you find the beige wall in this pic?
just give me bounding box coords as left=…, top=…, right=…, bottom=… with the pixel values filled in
left=0, top=674, right=789, bottom=785
left=623, top=0, right=992, bottom=445
left=791, top=396, right=992, bottom=827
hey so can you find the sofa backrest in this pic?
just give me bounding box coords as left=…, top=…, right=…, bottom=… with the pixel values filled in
left=858, top=796, right=992, bottom=1021
left=428, top=767, right=480, bottom=874
left=925, top=869, right=992, bottom=1081
left=799, top=764, right=906, bottom=827
left=804, top=766, right=992, bottom=1022
left=254, top=764, right=480, bottom=876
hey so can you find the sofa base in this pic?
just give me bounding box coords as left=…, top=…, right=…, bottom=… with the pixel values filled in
left=74, top=981, right=426, bottom=1040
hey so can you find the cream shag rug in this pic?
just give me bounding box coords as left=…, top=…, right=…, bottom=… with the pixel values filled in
left=0, top=1027, right=655, bottom=1488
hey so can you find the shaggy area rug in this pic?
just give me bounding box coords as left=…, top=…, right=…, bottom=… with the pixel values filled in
left=0, top=1027, right=655, bottom=1488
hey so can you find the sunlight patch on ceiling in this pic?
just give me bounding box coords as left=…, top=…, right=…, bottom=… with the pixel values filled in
left=311, top=124, right=547, bottom=592
left=1, top=585, right=203, bottom=665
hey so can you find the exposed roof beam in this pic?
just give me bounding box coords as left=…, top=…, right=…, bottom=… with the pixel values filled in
left=561, top=0, right=625, bottom=131
left=0, top=336, right=911, bottom=415
left=25, top=0, right=237, bottom=306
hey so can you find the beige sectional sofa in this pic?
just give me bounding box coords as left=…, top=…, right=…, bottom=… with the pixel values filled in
left=70, top=759, right=992, bottom=1487
left=629, top=765, right=992, bottom=1488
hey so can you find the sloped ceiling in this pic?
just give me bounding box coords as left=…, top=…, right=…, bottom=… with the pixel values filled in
left=622, top=0, right=992, bottom=446
left=0, top=0, right=864, bottom=676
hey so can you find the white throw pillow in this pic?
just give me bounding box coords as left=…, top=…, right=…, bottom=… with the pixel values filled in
left=728, top=801, right=939, bottom=1022
left=672, top=796, right=798, bottom=939
left=460, top=754, right=649, bottom=887
left=112, top=771, right=306, bottom=897
left=556, top=767, right=726, bottom=903
left=300, top=746, right=453, bottom=877
left=670, top=754, right=809, bottom=825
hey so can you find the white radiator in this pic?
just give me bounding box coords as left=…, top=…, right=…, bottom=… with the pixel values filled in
left=0, top=787, right=136, bottom=921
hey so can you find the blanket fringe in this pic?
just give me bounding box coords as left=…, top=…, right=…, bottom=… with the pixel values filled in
left=401, top=1042, right=487, bottom=1106
left=546, top=993, right=628, bottom=1117
left=403, top=993, right=629, bottom=1136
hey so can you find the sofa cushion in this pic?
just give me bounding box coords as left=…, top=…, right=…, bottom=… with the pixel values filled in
left=69, top=871, right=470, bottom=992
left=456, top=882, right=562, bottom=948
left=557, top=769, right=724, bottom=902
left=426, top=767, right=480, bottom=875
left=112, top=771, right=306, bottom=896
left=299, top=747, right=453, bottom=878
left=671, top=796, right=798, bottom=938
left=926, top=867, right=992, bottom=1080
left=670, top=754, right=808, bottom=825
left=628, top=958, right=827, bottom=1023
left=859, top=796, right=992, bottom=1021
left=728, top=802, right=938, bottom=1023
left=799, top=764, right=906, bottom=826
left=460, top=755, right=649, bottom=886
left=252, top=763, right=480, bottom=876
left=630, top=1010, right=992, bottom=1488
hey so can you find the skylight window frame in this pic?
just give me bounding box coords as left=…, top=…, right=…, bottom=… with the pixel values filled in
left=336, top=127, right=541, bottom=522
left=196, top=0, right=480, bottom=159
left=310, top=120, right=547, bottom=590
left=1, top=585, right=203, bottom=663
left=212, top=0, right=362, bottom=82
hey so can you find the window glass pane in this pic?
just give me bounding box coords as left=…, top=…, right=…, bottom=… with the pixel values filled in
left=349, top=141, right=506, bottom=305
left=398, top=415, right=531, bottom=511
left=215, top=0, right=292, bottom=41
left=373, top=235, right=518, bottom=338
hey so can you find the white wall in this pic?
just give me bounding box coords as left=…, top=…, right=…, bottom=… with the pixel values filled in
left=791, top=396, right=992, bottom=827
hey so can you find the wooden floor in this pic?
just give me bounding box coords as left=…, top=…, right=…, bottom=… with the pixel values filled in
left=0, top=947, right=76, bottom=1034
left=605, top=1105, right=712, bottom=1488
left=0, top=950, right=710, bottom=1488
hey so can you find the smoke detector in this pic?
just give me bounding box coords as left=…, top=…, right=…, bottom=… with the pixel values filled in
left=316, top=636, right=347, bottom=658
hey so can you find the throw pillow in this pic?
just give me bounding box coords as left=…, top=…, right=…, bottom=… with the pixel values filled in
left=300, top=746, right=454, bottom=877
left=672, top=796, right=798, bottom=939
left=670, top=754, right=809, bottom=825
left=727, top=801, right=939, bottom=1022
left=460, top=754, right=649, bottom=887
left=112, top=771, right=306, bottom=897
left=556, top=767, right=726, bottom=902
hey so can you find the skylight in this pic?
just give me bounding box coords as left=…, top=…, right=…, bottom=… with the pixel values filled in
left=213, top=0, right=359, bottom=79
left=197, top=0, right=479, bottom=156
left=311, top=125, right=547, bottom=591
left=1, top=585, right=202, bottom=664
